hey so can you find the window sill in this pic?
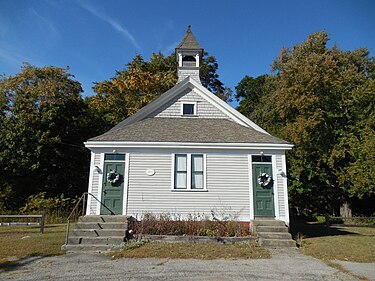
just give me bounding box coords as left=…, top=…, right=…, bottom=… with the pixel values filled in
left=171, top=189, right=208, bottom=192
left=180, top=114, right=198, bottom=117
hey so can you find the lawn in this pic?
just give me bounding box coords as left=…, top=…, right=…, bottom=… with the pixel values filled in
left=110, top=240, right=270, bottom=260
left=291, top=220, right=375, bottom=263
left=0, top=224, right=66, bottom=266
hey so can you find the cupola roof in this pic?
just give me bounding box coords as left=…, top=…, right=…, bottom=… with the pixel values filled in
left=176, top=25, right=203, bottom=51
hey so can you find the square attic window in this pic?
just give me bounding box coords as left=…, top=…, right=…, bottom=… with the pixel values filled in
left=182, top=103, right=196, bottom=115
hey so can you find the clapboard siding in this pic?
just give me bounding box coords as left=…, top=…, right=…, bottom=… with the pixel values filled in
left=150, top=88, right=231, bottom=119
left=127, top=153, right=250, bottom=220
left=275, top=155, right=285, bottom=218
left=89, top=153, right=101, bottom=215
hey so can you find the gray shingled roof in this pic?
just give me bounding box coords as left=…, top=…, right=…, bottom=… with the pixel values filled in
left=176, top=25, right=203, bottom=50
left=89, top=118, right=289, bottom=144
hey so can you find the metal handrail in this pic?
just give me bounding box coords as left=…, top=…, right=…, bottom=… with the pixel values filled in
left=64, top=192, right=115, bottom=245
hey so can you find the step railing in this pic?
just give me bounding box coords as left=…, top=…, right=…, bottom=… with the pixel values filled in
left=64, top=192, right=115, bottom=245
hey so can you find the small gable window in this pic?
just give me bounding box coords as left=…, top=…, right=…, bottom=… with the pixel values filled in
left=182, top=102, right=196, bottom=115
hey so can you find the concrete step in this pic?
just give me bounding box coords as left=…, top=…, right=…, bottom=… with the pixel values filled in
left=68, top=236, right=125, bottom=245
left=73, top=229, right=126, bottom=237
left=254, top=220, right=286, bottom=227
left=256, top=225, right=289, bottom=233
left=62, top=244, right=123, bottom=253
left=259, top=238, right=296, bottom=247
left=79, top=215, right=130, bottom=223
left=257, top=232, right=292, bottom=239
left=74, top=222, right=128, bottom=230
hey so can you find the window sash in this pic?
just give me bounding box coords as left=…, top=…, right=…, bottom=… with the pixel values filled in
left=175, top=154, right=187, bottom=189
left=183, top=104, right=194, bottom=115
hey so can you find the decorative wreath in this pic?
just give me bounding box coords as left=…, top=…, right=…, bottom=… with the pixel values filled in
left=257, top=173, right=272, bottom=187
left=107, top=170, right=120, bottom=184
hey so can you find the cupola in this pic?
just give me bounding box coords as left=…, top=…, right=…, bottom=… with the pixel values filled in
left=175, top=25, right=203, bottom=83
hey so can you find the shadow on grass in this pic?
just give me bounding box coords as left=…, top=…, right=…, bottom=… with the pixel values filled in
left=290, top=218, right=359, bottom=239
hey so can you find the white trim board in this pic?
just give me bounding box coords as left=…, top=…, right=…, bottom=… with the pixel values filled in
left=85, top=141, right=294, bottom=150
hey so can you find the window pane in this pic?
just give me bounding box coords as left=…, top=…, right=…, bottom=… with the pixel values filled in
left=192, top=155, right=203, bottom=172
left=252, top=155, right=271, bottom=162
left=192, top=173, right=203, bottom=189
left=105, top=154, right=125, bottom=161
left=176, top=154, right=187, bottom=171
left=183, top=104, right=194, bottom=115
left=176, top=172, right=187, bottom=189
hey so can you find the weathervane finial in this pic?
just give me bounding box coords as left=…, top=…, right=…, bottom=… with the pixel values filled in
left=187, top=25, right=191, bottom=32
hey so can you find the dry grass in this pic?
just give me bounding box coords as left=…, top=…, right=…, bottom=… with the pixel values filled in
left=295, top=224, right=375, bottom=263
left=110, top=241, right=270, bottom=260
left=0, top=224, right=66, bottom=265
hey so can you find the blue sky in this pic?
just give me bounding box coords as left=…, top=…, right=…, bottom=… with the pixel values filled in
left=1, top=0, right=374, bottom=107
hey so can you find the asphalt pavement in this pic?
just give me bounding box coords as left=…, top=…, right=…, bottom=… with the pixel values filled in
left=1, top=248, right=372, bottom=281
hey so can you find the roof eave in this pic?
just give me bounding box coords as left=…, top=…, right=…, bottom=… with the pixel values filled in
left=84, top=141, right=294, bottom=150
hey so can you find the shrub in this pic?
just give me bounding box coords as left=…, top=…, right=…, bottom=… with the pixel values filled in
left=19, top=192, right=77, bottom=223
left=133, top=212, right=250, bottom=237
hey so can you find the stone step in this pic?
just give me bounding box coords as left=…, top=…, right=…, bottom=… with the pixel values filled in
left=79, top=215, right=130, bottom=223
left=256, top=225, right=289, bottom=233
left=254, top=220, right=286, bottom=226
left=74, top=222, right=128, bottom=230
left=62, top=244, right=123, bottom=253
left=259, top=238, right=296, bottom=248
left=257, top=232, right=292, bottom=239
left=73, top=229, right=126, bottom=237
left=68, top=236, right=125, bottom=245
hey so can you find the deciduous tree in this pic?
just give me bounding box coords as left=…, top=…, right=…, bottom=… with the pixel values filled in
left=236, top=32, right=375, bottom=216
left=0, top=64, right=93, bottom=209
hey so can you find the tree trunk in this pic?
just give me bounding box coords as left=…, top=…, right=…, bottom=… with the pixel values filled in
left=340, top=201, right=352, bottom=218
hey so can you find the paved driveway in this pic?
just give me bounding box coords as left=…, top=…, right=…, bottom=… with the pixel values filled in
left=1, top=249, right=364, bottom=281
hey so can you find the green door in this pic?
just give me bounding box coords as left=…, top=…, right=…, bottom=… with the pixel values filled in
left=253, top=163, right=275, bottom=217
left=101, top=162, right=125, bottom=215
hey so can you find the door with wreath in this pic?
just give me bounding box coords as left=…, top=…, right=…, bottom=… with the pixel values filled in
left=253, top=163, right=275, bottom=217
left=101, top=161, right=125, bottom=215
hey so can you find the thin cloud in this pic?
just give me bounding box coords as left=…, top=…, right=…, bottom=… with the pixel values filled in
left=0, top=43, right=45, bottom=71
left=0, top=48, right=22, bottom=67
left=30, top=8, right=60, bottom=38
left=79, top=2, right=140, bottom=51
left=162, top=41, right=180, bottom=55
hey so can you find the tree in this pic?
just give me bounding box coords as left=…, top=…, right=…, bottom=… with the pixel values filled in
left=0, top=64, right=94, bottom=209
left=235, top=75, right=271, bottom=117
left=87, top=53, right=176, bottom=127
left=87, top=52, right=232, bottom=129
left=236, top=32, right=375, bottom=216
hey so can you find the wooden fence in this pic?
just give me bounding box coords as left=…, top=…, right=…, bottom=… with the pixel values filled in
left=0, top=213, right=46, bottom=233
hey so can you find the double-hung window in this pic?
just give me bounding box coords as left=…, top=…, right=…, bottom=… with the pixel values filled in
left=174, top=154, right=205, bottom=190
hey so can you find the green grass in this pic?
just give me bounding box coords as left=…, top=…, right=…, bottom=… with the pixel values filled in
left=110, top=241, right=270, bottom=260
left=291, top=220, right=375, bottom=263
left=0, top=224, right=66, bottom=268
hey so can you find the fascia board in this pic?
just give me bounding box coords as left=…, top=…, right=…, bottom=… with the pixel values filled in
left=188, top=77, right=270, bottom=134
left=84, top=141, right=294, bottom=150
left=111, top=77, right=192, bottom=129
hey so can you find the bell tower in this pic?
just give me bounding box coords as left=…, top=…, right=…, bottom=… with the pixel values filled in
left=175, top=25, right=203, bottom=83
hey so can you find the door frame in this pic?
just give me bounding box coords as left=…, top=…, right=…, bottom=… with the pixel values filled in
left=96, top=152, right=129, bottom=215
left=248, top=154, right=279, bottom=220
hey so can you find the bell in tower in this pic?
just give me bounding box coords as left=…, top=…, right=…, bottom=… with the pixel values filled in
left=175, top=25, right=203, bottom=83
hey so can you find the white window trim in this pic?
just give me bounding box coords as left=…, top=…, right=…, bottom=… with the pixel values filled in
left=171, top=153, right=207, bottom=191
left=181, top=101, right=197, bottom=116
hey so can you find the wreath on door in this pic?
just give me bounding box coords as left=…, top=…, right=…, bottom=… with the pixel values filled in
left=107, top=170, right=120, bottom=184
left=257, top=173, right=272, bottom=187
